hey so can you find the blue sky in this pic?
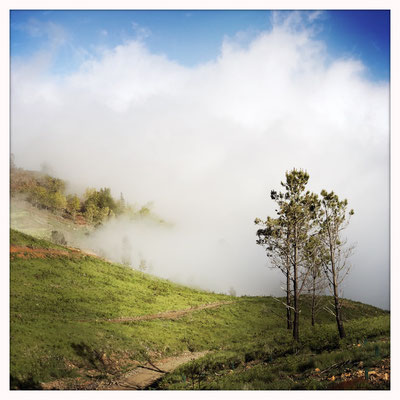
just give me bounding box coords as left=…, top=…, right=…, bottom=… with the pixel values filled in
left=10, top=10, right=390, bottom=81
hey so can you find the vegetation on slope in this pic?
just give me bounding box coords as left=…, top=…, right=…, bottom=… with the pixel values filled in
left=10, top=230, right=389, bottom=390
left=10, top=161, right=164, bottom=229
left=10, top=229, right=228, bottom=387
left=10, top=196, right=91, bottom=245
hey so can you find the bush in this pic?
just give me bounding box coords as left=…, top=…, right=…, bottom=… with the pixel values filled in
left=51, top=231, right=67, bottom=246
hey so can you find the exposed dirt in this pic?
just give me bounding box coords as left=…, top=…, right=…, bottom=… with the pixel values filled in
left=103, top=301, right=234, bottom=323
left=74, top=215, right=87, bottom=225
left=104, top=351, right=209, bottom=390
left=10, top=245, right=81, bottom=259
left=10, top=245, right=112, bottom=263
left=40, top=351, right=209, bottom=390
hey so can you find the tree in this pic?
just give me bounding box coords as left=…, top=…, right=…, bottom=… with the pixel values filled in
left=28, top=186, right=47, bottom=208
left=83, top=187, right=116, bottom=224
left=67, top=194, right=81, bottom=219
left=97, top=206, right=110, bottom=222
left=318, top=190, right=355, bottom=339
left=138, top=259, right=147, bottom=272
left=255, top=215, right=293, bottom=330
left=139, top=202, right=153, bottom=217
left=256, top=169, right=319, bottom=340
left=42, top=175, right=66, bottom=194
left=280, top=170, right=319, bottom=340
left=84, top=188, right=97, bottom=202
left=228, top=287, right=237, bottom=297
left=84, top=203, right=97, bottom=224
left=121, top=235, right=132, bottom=266
left=97, top=188, right=116, bottom=211
left=303, top=234, right=328, bottom=326
left=49, top=191, right=67, bottom=213
left=116, top=192, right=126, bottom=215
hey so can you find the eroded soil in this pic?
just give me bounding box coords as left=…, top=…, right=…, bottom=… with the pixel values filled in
left=105, top=351, right=209, bottom=390
left=10, top=245, right=80, bottom=259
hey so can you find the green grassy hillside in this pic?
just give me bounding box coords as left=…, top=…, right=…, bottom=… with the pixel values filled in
left=10, top=229, right=390, bottom=390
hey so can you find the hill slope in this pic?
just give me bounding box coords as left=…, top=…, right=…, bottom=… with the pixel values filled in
left=11, top=196, right=91, bottom=247
left=10, top=230, right=390, bottom=390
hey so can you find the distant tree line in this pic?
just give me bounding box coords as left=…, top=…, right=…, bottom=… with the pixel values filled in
left=10, top=158, right=163, bottom=227
left=255, top=169, right=355, bottom=341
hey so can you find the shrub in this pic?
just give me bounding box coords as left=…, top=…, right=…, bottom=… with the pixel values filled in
left=51, top=231, right=67, bottom=246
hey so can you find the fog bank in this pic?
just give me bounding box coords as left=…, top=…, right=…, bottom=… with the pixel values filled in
left=11, top=14, right=389, bottom=308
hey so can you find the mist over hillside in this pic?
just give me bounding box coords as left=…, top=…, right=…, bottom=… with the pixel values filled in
left=10, top=12, right=389, bottom=308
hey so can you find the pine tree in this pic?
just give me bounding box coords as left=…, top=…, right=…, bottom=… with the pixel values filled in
left=318, top=190, right=355, bottom=339
left=303, top=234, right=327, bottom=326
left=256, top=169, right=319, bottom=340
left=255, top=215, right=293, bottom=330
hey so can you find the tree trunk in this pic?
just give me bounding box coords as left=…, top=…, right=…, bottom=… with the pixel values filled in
left=286, top=266, right=292, bottom=330
left=311, top=275, right=316, bottom=327
left=293, top=229, right=299, bottom=341
left=331, top=253, right=346, bottom=338
left=323, top=202, right=347, bottom=339
left=293, top=293, right=299, bottom=340
left=333, top=281, right=345, bottom=338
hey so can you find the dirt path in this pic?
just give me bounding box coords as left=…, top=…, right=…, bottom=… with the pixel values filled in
left=104, top=351, right=208, bottom=390
left=104, top=300, right=234, bottom=323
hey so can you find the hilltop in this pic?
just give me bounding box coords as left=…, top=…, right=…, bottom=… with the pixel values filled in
left=10, top=230, right=389, bottom=390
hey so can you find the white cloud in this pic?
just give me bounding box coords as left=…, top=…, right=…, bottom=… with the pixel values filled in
left=64, top=41, right=189, bottom=112
left=308, top=10, right=324, bottom=22
left=131, top=22, right=151, bottom=40
left=11, top=14, right=389, bottom=308
left=17, top=18, right=68, bottom=48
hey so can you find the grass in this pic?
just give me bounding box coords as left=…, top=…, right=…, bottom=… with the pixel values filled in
left=155, top=321, right=390, bottom=390
left=10, top=229, right=230, bottom=385
left=10, top=229, right=70, bottom=251
left=10, top=229, right=390, bottom=390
